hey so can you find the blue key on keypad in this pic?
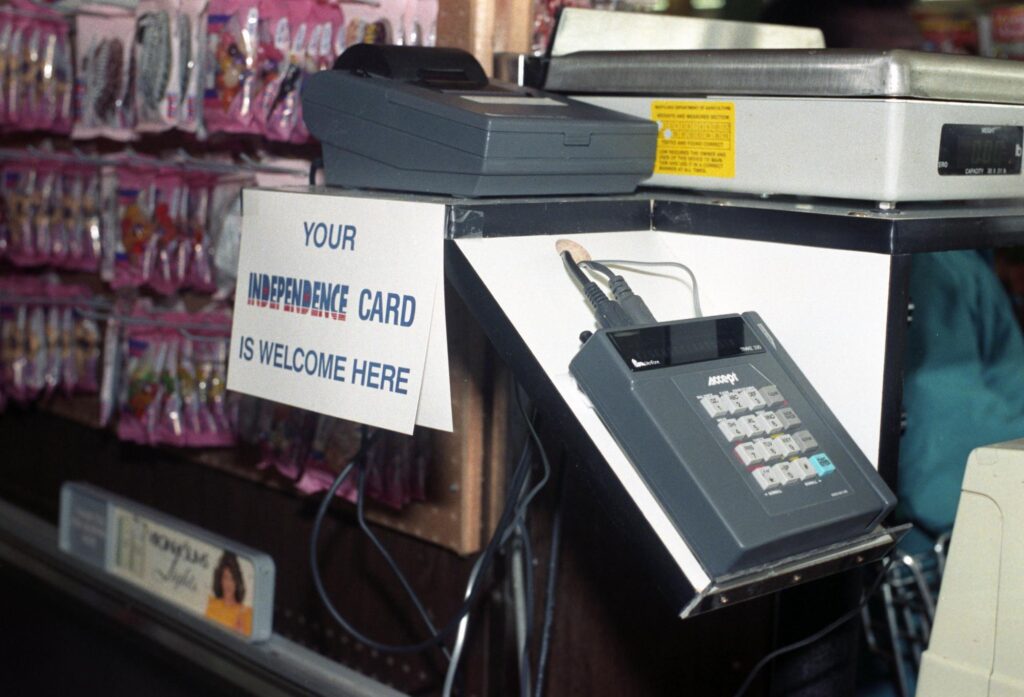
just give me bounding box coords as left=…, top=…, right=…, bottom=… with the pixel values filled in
left=809, top=453, right=835, bottom=476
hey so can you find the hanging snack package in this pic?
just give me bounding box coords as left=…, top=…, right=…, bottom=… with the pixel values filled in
left=20, top=5, right=74, bottom=134
left=288, top=2, right=343, bottom=144
left=33, top=160, right=60, bottom=267
left=184, top=170, right=217, bottom=292
left=178, top=0, right=206, bottom=133
left=256, top=403, right=315, bottom=476
left=248, top=0, right=289, bottom=137
left=73, top=5, right=136, bottom=141
left=148, top=167, right=187, bottom=295
left=5, top=7, right=27, bottom=130
left=155, top=333, right=186, bottom=445
left=417, top=0, right=439, bottom=47
left=65, top=285, right=101, bottom=396
left=0, top=7, right=14, bottom=127
left=49, top=14, right=75, bottom=134
left=342, top=2, right=396, bottom=50
left=188, top=312, right=234, bottom=446
left=134, top=0, right=180, bottom=132
left=211, top=172, right=251, bottom=297
left=62, top=163, right=102, bottom=272
left=117, top=318, right=170, bottom=445
left=203, top=0, right=259, bottom=134
left=99, top=163, right=120, bottom=284
left=6, top=163, right=38, bottom=267
left=111, top=162, right=159, bottom=289
left=259, top=0, right=309, bottom=141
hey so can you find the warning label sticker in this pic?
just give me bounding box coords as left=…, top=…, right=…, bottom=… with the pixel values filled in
left=651, top=101, right=735, bottom=178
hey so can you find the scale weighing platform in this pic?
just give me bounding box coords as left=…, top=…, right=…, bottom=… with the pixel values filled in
left=544, top=49, right=1024, bottom=204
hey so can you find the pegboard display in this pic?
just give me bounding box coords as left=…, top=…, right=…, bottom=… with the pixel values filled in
left=36, top=282, right=503, bottom=556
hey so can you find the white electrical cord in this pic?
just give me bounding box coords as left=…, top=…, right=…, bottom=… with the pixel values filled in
left=590, top=258, right=703, bottom=318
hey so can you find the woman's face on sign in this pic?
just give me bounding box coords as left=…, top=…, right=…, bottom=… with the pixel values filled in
left=221, top=566, right=237, bottom=601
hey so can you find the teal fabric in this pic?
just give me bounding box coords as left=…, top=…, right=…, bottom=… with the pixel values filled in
left=899, top=250, right=1024, bottom=538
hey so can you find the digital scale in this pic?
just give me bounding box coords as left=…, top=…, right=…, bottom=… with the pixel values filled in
left=544, top=49, right=1024, bottom=204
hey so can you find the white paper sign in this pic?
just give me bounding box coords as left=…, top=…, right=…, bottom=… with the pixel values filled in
left=227, top=189, right=452, bottom=434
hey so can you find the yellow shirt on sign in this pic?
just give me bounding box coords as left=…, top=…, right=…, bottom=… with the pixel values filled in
left=205, top=596, right=253, bottom=636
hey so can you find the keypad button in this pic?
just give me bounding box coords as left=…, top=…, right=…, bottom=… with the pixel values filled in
left=775, top=434, right=801, bottom=457
left=772, top=462, right=801, bottom=486
left=738, top=386, right=767, bottom=411
left=752, top=467, right=781, bottom=491
left=756, top=410, right=784, bottom=434
left=793, top=430, right=819, bottom=452
left=754, top=437, right=784, bottom=463
left=759, top=384, right=785, bottom=406
left=721, top=390, right=748, bottom=415
left=810, top=453, right=836, bottom=476
left=737, top=414, right=766, bottom=438
left=717, top=419, right=745, bottom=443
left=792, top=457, right=818, bottom=481
left=734, top=442, right=763, bottom=467
left=775, top=407, right=802, bottom=430
left=699, top=394, right=728, bottom=418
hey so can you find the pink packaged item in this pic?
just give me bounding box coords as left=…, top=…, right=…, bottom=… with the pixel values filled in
left=5, top=163, right=39, bottom=267
left=203, top=0, right=259, bottom=134
left=146, top=168, right=188, bottom=295
left=62, top=164, right=102, bottom=272
left=112, top=163, right=158, bottom=289
left=117, top=317, right=171, bottom=445
left=259, top=1, right=309, bottom=142
left=184, top=170, right=217, bottom=292
left=288, top=2, right=343, bottom=143
left=32, top=160, right=61, bottom=267
left=5, top=9, right=27, bottom=129
left=177, top=0, right=206, bottom=133
left=116, top=303, right=235, bottom=447
left=134, top=0, right=181, bottom=132
left=0, top=8, right=14, bottom=127
left=73, top=5, right=136, bottom=141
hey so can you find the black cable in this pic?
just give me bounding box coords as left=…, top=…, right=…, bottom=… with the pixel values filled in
left=560, top=251, right=631, bottom=329
left=533, top=460, right=565, bottom=697
left=309, top=157, right=323, bottom=186
left=516, top=518, right=535, bottom=697
left=311, top=412, right=536, bottom=653
left=731, top=559, right=895, bottom=697
left=560, top=250, right=591, bottom=289
left=355, top=455, right=452, bottom=661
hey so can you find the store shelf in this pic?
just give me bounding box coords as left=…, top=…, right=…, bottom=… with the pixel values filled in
left=0, top=497, right=408, bottom=697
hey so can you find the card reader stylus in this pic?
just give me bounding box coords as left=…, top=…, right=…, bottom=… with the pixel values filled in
left=301, top=45, right=658, bottom=197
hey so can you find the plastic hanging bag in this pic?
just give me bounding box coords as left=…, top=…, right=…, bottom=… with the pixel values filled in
left=203, top=0, right=259, bottom=134
left=288, top=2, right=344, bottom=144
left=134, top=0, right=181, bottom=132
left=112, top=162, right=158, bottom=289
left=148, top=168, right=187, bottom=295
left=177, top=0, right=206, bottom=133
left=184, top=171, right=217, bottom=292
left=0, top=7, right=14, bottom=126
left=73, top=5, right=137, bottom=141
left=6, top=164, right=37, bottom=267
left=259, top=1, right=308, bottom=141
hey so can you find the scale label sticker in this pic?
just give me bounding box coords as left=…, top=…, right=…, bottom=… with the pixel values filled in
left=651, top=101, right=735, bottom=178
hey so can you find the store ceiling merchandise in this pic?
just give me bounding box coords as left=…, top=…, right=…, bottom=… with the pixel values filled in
left=227, top=188, right=452, bottom=434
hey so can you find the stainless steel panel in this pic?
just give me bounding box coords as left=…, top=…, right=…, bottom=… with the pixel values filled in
left=550, top=8, right=824, bottom=56
left=548, top=49, right=1024, bottom=105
